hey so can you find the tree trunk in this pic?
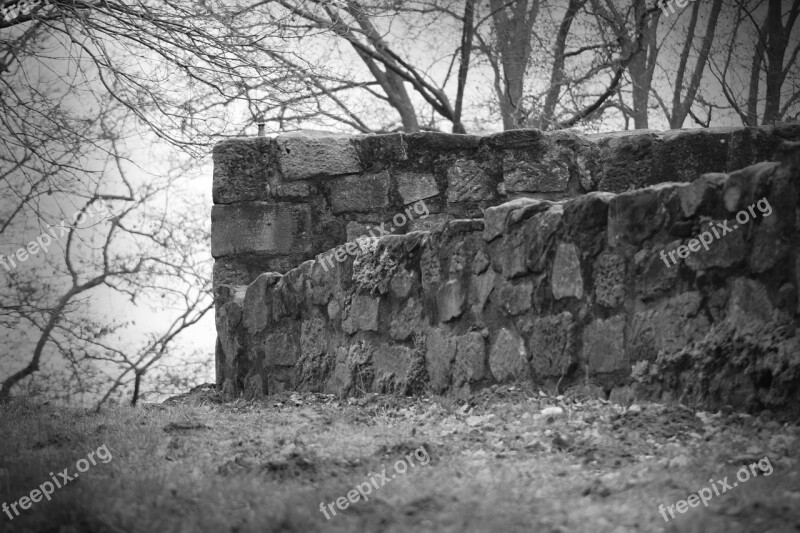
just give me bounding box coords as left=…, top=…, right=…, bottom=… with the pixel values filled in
left=489, top=0, right=539, bottom=130
left=669, top=0, right=723, bottom=128
left=538, top=0, right=586, bottom=129
left=453, top=0, right=476, bottom=134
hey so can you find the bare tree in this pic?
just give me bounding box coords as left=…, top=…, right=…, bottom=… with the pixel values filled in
left=708, top=0, right=800, bottom=126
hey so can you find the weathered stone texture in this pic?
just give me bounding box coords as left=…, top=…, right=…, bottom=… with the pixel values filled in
left=330, top=172, right=390, bottom=214
left=489, top=328, right=530, bottom=382
left=213, top=127, right=800, bottom=417
left=276, top=135, right=362, bottom=180
left=396, top=172, right=439, bottom=204
left=211, top=203, right=312, bottom=258
left=447, top=160, right=493, bottom=202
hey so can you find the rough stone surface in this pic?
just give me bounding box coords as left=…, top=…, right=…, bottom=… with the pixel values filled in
left=342, top=294, right=380, bottom=334
left=453, top=332, right=486, bottom=386
left=211, top=203, right=312, bottom=258
left=528, top=312, right=576, bottom=378
left=330, top=172, right=390, bottom=214
left=409, top=213, right=452, bottom=233
left=275, top=135, right=362, bottom=180
left=489, top=328, right=530, bottom=382
left=395, top=172, right=439, bottom=204
left=551, top=243, right=583, bottom=300
left=593, top=252, right=626, bottom=307
left=502, top=148, right=571, bottom=193
left=390, top=297, right=424, bottom=341
left=426, top=329, right=456, bottom=393
left=584, top=316, right=627, bottom=374
left=447, top=160, right=493, bottom=202
left=438, top=280, right=465, bottom=322
left=212, top=137, right=272, bottom=204
left=212, top=128, right=800, bottom=417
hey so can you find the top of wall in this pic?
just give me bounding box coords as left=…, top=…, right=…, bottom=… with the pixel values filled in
left=212, top=123, right=800, bottom=205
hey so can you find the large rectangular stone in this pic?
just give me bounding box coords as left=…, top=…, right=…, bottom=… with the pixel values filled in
left=502, top=149, right=571, bottom=193
left=395, top=171, right=439, bottom=204
left=583, top=315, right=627, bottom=374
left=276, top=135, right=362, bottom=180
left=211, top=202, right=312, bottom=258
left=652, top=128, right=734, bottom=184
left=330, top=172, right=390, bottom=213
left=212, top=137, right=272, bottom=204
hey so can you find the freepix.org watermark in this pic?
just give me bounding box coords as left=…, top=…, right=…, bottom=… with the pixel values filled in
left=658, top=0, right=696, bottom=18
left=319, top=445, right=431, bottom=520
left=660, top=197, right=772, bottom=268
left=657, top=456, right=773, bottom=522
left=318, top=200, right=430, bottom=272
left=2, top=444, right=113, bottom=521
left=0, top=199, right=116, bottom=272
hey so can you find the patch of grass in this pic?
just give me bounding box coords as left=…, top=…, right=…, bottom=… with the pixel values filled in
left=1, top=390, right=798, bottom=532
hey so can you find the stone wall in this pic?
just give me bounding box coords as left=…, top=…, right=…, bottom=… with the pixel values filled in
left=212, top=124, right=800, bottom=286
left=213, top=126, right=800, bottom=418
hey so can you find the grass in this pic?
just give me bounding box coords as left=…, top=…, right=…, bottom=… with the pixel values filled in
left=1, top=385, right=798, bottom=532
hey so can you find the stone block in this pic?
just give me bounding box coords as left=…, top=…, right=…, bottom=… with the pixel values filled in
left=275, top=135, right=362, bottom=179
left=211, top=203, right=313, bottom=258
left=593, top=252, right=626, bottom=307
left=426, top=329, right=456, bottom=393
left=497, top=278, right=533, bottom=315
left=653, top=128, right=733, bottom=184
left=274, top=182, right=313, bottom=199
left=499, top=223, right=528, bottom=278
left=727, top=127, right=783, bottom=171
left=453, top=332, right=486, bottom=385
left=390, top=268, right=418, bottom=299
left=395, top=171, right=439, bottom=204
left=470, top=268, right=497, bottom=315
left=408, top=213, right=452, bottom=233
left=438, top=280, right=465, bottom=322
left=551, top=243, right=583, bottom=300
left=301, top=316, right=327, bottom=360
left=627, top=292, right=708, bottom=362
left=345, top=221, right=379, bottom=242
left=749, top=209, right=788, bottom=274
left=212, top=137, right=272, bottom=204
left=727, top=278, right=773, bottom=327
left=262, top=328, right=300, bottom=367
left=595, top=131, right=657, bottom=192
left=372, top=345, right=413, bottom=381
left=330, top=172, right=390, bottom=214
left=353, top=133, right=408, bottom=169
left=405, top=131, right=482, bottom=152
left=502, top=147, right=571, bottom=193
left=677, top=172, right=728, bottom=217
left=489, top=328, right=529, bottom=382
left=607, top=187, right=666, bottom=248
left=420, top=241, right=442, bottom=292
left=635, top=244, right=680, bottom=299
left=342, top=294, right=380, bottom=334
left=563, top=192, right=613, bottom=251
left=584, top=315, right=626, bottom=374
left=684, top=221, right=747, bottom=270
left=390, top=298, right=425, bottom=341
left=528, top=312, right=576, bottom=378
left=526, top=205, right=564, bottom=273
left=242, top=272, right=282, bottom=337
left=483, top=197, right=552, bottom=242
left=483, top=129, right=547, bottom=150
left=446, top=160, right=493, bottom=202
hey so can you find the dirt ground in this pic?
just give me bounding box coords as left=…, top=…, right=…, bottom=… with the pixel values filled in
left=1, top=385, right=799, bottom=532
